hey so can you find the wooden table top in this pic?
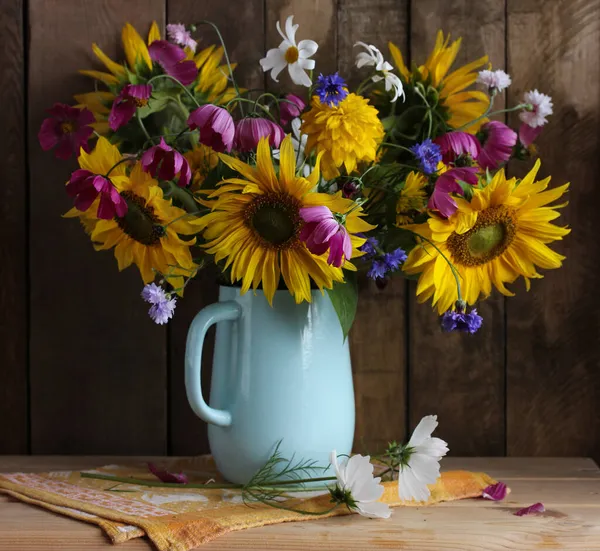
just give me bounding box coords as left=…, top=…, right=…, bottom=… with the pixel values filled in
left=0, top=456, right=599, bottom=550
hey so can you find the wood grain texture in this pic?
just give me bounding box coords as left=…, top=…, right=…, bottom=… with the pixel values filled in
left=27, top=0, right=167, bottom=454
left=408, top=0, right=507, bottom=456
left=0, top=457, right=598, bottom=551
left=0, top=0, right=27, bottom=453
left=506, top=0, right=600, bottom=463
left=337, top=0, right=410, bottom=454
left=167, top=0, right=265, bottom=455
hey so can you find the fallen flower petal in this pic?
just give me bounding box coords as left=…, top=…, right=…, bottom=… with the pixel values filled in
left=482, top=481, right=507, bottom=501
left=514, top=502, right=545, bottom=516
left=148, top=462, right=189, bottom=484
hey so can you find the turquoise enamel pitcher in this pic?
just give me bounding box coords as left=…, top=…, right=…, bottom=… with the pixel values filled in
left=185, top=285, right=355, bottom=484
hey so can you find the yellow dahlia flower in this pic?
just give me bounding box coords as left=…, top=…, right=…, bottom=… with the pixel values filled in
left=195, top=136, right=374, bottom=305
left=389, top=31, right=489, bottom=132
left=403, top=160, right=570, bottom=313
left=301, top=93, right=384, bottom=180
left=65, top=139, right=199, bottom=287
left=396, top=171, right=428, bottom=225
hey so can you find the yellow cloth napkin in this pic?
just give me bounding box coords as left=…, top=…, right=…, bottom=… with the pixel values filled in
left=0, top=456, right=497, bottom=551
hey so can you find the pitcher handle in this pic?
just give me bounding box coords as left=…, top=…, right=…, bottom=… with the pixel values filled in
left=185, top=301, right=241, bottom=428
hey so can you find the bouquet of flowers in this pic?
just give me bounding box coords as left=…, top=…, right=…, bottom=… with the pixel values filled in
left=39, top=16, right=569, bottom=336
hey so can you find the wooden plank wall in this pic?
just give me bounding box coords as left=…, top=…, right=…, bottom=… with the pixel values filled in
left=0, top=0, right=598, bottom=461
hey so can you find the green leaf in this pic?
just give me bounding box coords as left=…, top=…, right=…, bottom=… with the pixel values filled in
left=457, top=179, right=474, bottom=201
left=138, top=89, right=181, bottom=119
left=326, top=271, right=358, bottom=340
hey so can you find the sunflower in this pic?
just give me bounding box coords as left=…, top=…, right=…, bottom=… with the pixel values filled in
left=184, top=143, right=219, bottom=192
left=389, top=31, right=489, bottom=133
left=193, top=45, right=239, bottom=104
left=396, top=171, right=428, bottom=225
left=65, top=138, right=199, bottom=288
left=301, top=93, right=384, bottom=180
left=403, top=160, right=570, bottom=313
left=76, top=22, right=160, bottom=133
left=195, top=136, right=374, bottom=304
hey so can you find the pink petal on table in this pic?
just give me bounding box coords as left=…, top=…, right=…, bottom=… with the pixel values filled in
left=148, top=462, right=189, bottom=484
left=514, top=502, right=545, bottom=516
left=482, top=481, right=508, bottom=501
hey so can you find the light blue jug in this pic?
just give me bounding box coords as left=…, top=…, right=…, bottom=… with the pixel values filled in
left=185, top=285, right=355, bottom=484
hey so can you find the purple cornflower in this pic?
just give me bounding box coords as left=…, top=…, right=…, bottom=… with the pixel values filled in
left=363, top=243, right=406, bottom=281
left=141, top=283, right=177, bottom=325
left=360, top=236, right=379, bottom=258
left=410, top=139, right=442, bottom=175
left=440, top=308, right=483, bottom=334
left=315, top=73, right=348, bottom=107
left=383, top=248, right=407, bottom=271
left=367, top=259, right=388, bottom=280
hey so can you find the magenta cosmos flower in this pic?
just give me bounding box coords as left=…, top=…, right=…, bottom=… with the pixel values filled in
left=38, top=103, right=94, bottom=160
left=234, top=117, right=285, bottom=152
left=299, top=206, right=352, bottom=268
left=148, top=40, right=197, bottom=86
left=428, top=167, right=479, bottom=218
left=435, top=131, right=481, bottom=164
left=477, top=121, right=517, bottom=170
left=108, top=84, right=152, bottom=131
left=279, top=94, right=305, bottom=126
left=187, top=104, right=235, bottom=152
left=65, top=169, right=128, bottom=220
left=141, top=138, right=191, bottom=187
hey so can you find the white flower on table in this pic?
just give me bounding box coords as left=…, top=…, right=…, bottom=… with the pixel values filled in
left=329, top=450, right=391, bottom=519
left=260, top=16, right=318, bottom=87
left=354, top=42, right=404, bottom=102
left=397, top=415, right=449, bottom=503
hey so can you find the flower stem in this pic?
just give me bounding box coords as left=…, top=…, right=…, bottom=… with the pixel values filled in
left=168, top=180, right=198, bottom=213
left=225, top=97, right=277, bottom=122
left=136, top=112, right=153, bottom=143
left=147, top=74, right=200, bottom=108
left=356, top=75, right=374, bottom=96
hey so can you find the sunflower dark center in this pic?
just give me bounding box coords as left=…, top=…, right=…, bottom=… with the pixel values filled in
left=116, top=191, right=165, bottom=246
left=447, top=205, right=517, bottom=266
left=245, top=193, right=302, bottom=249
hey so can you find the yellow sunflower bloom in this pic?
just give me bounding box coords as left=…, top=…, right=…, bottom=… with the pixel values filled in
left=195, top=136, right=374, bottom=305
left=65, top=138, right=199, bottom=288
left=184, top=143, right=219, bottom=192
left=78, top=22, right=160, bottom=130
left=389, top=31, right=490, bottom=133
left=193, top=45, right=239, bottom=104
left=403, top=160, right=570, bottom=314
left=396, top=171, right=428, bottom=225
left=301, top=93, right=384, bottom=180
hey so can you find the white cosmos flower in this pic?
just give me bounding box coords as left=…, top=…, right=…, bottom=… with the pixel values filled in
left=260, top=16, right=318, bottom=87
left=329, top=450, right=391, bottom=519
left=519, top=89, right=553, bottom=128
left=477, top=69, right=512, bottom=93
left=398, top=415, right=449, bottom=503
left=354, top=42, right=404, bottom=102
left=273, top=118, right=310, bottom=177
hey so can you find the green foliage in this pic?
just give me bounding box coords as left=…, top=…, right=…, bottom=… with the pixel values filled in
left=327, top=271, right=358, bottom=340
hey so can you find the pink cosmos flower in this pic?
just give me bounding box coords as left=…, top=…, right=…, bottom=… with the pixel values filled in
left=234, top=117, right=285, bottom=151
left=166, top=23, right=197, bottom=53
left=515, top=502, right=545, bottom=516
left=428, top=167, right=479, bottom=218
left=435, top=131, right=481, bottom=165
left=108, top=84, right=152, bottom=131
left=148, top=40, right=198, bottom=86
left=65, top=169, right=128, bottom=220
left=518, top=123, right=543, bottom=148
left=38, top=103, right=95, bottom=160
left=187, top=104, right=235, bottom=152
left=279, top=94, right=305, bottom=126
left=299, top=206, right=352, bottom=268
left=148, top=462, right=188, bottom=484
left=477, top=121, right=517, bottom=170
left=141, top=138, right=191, bottom=187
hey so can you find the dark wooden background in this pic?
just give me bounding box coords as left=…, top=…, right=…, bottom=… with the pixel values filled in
left=1, top=0, right=598, bottom=461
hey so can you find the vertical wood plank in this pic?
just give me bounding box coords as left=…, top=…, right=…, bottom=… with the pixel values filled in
left=338, top=0, right=409, bottom=453
left=0, top=0, right=28, bottom=453
left=28, top=0, right=167, bottom=454
left=506, top=0, right=600, bottom=462
left=167, top=0, right=265, bottom=455
left=409, top=0, right=507, bottom=455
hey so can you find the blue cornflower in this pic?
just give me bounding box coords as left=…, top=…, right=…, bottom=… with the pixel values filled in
left=315, top=73, right=348, bottom=107
left=383, top=248, right=407, bottom=271
left=367, top=259, right=388, bottom=280
left=360, top=236, right=379, bottom=258
left=440, top=308, right=483, bottom=334
left=142, top=282, right=177, bottom=325
left=410, top=139, right=442, bottom=174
